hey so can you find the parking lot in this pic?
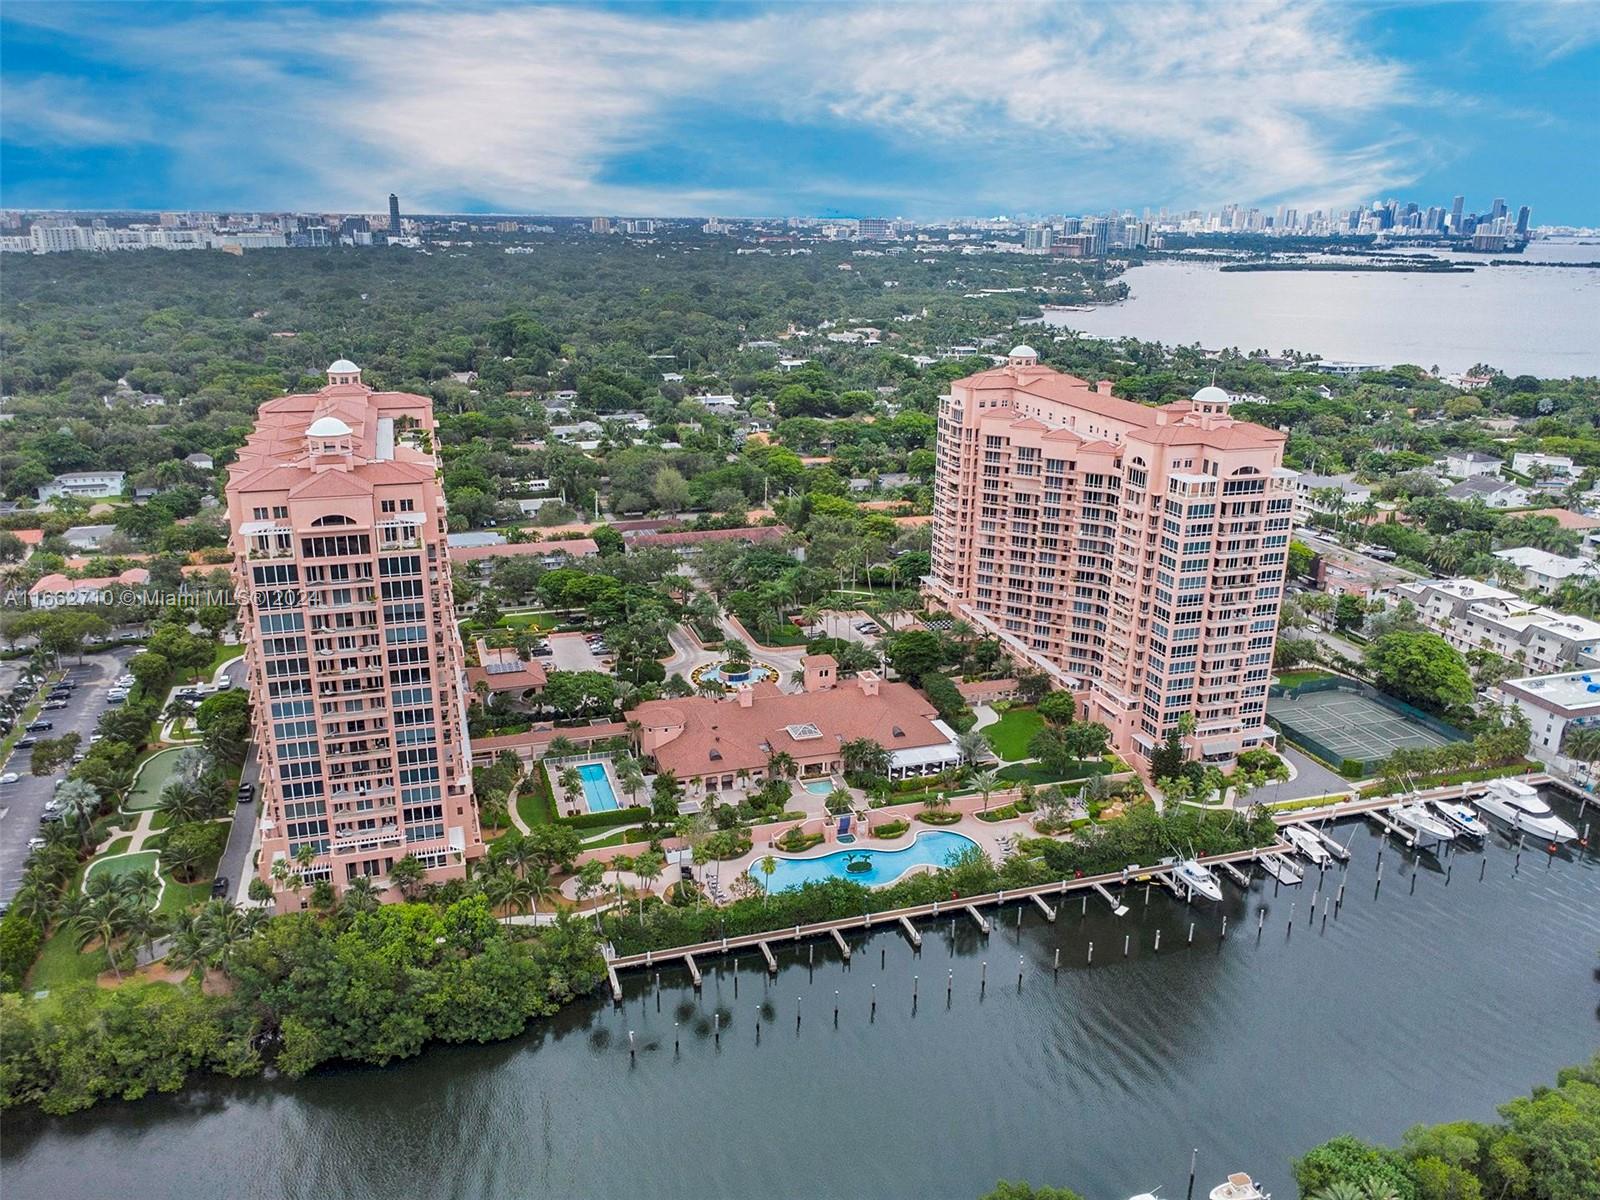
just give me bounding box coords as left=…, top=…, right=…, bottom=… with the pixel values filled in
left=545, top=631, right=610, bottom=673
left=0, top=647, right=137, bottom=905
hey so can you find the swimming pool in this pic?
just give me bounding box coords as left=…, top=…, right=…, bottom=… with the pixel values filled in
left=577, top=762, right=620, bottom=812
left=750, top=831, right=979, bottom=891
left=802, top=779, right=835, bottom=795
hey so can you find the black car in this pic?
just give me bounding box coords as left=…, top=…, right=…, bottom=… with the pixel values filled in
left=210, top=876, right=229, bottom=898
left=16, top=737, right=37, bottom=748
left=25, top=721, right=52, bottom=732
left=42, top=701, right=69, bottom=711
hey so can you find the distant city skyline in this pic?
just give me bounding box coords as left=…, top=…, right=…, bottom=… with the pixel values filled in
left=2, top=2, right=1597, bottom=223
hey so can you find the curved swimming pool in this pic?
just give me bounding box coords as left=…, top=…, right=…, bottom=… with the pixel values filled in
left=750, top=830, right=979, bottom=891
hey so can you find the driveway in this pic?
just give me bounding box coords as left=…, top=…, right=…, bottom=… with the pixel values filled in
left=216, top=739, right=261, bottom=903
left=0, top=647, right=138, bottom=903
left=1263, top=746, right=1356, bottom=804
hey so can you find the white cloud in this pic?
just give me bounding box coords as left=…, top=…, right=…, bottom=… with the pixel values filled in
left=0, top=77, right=148, bottom=147
left=1500, top=0, right=1600, bottom=62
left=6, top=1, right=1430, bottom=215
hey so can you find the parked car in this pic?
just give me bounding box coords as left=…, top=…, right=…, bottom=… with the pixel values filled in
left=42, top=701, right=69, bottom=711
left=0, top=772, right=18, bottom=785
left=16, top=737, right=37, bottom=749
left=25, top=721, right=53, bottom=732
left=210, top=876, right=229, bottom=898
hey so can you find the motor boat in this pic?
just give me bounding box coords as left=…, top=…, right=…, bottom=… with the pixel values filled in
left=1173, top=858, right=1223, bottom=902
left=1430, top=798, right=1488, bottom=839
left=1392, top=800, right=1457, bottom=848
left=1283, top=824, right=1332, bottom=866
left=1474, top=779, right=1579, bottom=844
left=1210, top=1174, right=1269, bottom=1200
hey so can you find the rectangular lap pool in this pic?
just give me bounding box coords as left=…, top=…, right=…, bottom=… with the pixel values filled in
left=577, top=762, right=620, bottom=812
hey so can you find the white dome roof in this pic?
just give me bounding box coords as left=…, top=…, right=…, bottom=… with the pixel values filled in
left=1009, top=344, right=1038, bottom=358
left=327, top=359, right=360, bottom=374
left=306, top=416, right=353, bottom=438
left=1193, top=385, right=1231, bottom=405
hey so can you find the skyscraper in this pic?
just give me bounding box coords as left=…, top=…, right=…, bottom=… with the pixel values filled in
left=928, top=350, right=1293, bottom=773
left=1516, top=206, right=1531, bottom=237
left=228, top=360, right=483, bottom=907
left=1450, top=195, right=1464, bottom=232
left=388, top=192, right=401, bottom=237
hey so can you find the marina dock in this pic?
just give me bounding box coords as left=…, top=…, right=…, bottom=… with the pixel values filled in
left=1030, top=893, right=1057, bottom=921
left=830, top=927, right=851, bottom=959
left=759, top=940, right=777, bottom=974
left=605, top=844, right=1287, bottom=983
left=1218, top=860, right=1252, bottom=888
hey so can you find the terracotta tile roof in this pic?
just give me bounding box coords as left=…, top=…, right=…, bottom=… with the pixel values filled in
left=449, top=538, right=600, bottom=564
left=634, top=679, right=949, bottom=780
left=626, top=525, right=789, bottom=548
left=1529, top=508, right=1600, bottom=531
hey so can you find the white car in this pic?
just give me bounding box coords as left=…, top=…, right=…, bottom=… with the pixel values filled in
left=0, top=772, right=18, bottom=785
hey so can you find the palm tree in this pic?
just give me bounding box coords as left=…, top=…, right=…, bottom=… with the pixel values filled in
left=199, top=899, right=263, bottom=973
left=119, top=867, right=162, bottom=911
left=341, top=876, right=382, bottom=917
left=757, top=854, right=778, bottom=904
left=957, top=729, right=990, bottom=766
left=502, top=872, right=538, bottom=917
left=54, top=779, right=103, bottom=852
left=971, top=768, right=1001, bottom=813
left=388, top=853, right=426, bottom=900
left=1307, top=1184, right=1366, bottom=1200
left=70, top=892, right=131, bottom=980
left=619, top=764, right=645, bottom=807
left=526, top=865, right=558, bottom=915
left=1562, top=725, right=1600, bottom=783
left=558, top=766, right=583, bottom=814
left=165, top=911, right=211, bottom=980
left=766, top=750, right=798, bottom=781
left=124, top=906, right=168, bottom=963
left=157, top=780, right=205, bottom=826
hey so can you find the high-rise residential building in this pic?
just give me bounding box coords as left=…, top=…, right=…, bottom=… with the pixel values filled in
left=228, top=361, right=483, bottom=907
left=1450, top=195, right=1465, bottom=232
left=1023, top=225, right=1054, bottom=252
left=927, top=349, right=1294, bottom=772
left=1516, top=205, right=1531, bottom=237
left=388, top=192, right=401, bottom=236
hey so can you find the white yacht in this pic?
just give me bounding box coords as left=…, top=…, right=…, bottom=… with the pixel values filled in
left=1392, top=801, right=1457, bottom=848
left=1283, top=824, right=1332, bottom=866
left=1474, top=779, right=1579, bottom=844
left=1209, top=1174, right=1269, bottom=1200
left=1430, top=798, right=1488, bottom=839
left=1173, top=858, right=1224, bottom=902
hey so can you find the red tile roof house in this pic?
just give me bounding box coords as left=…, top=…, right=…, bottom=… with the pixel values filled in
left=465, top=637, right=548, bottom=699
left=28, top=567, right=149, bottom=608
left=630, top=654, right=964, bottom=801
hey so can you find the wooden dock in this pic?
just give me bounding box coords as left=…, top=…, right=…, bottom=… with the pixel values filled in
left=1218, top=860, right=1252, bottom=888
left=758, top=940, right=777, bottom=974
left=604, top=843, right=1290, bottom=978
left=964, top=904, right=990, bottom=933
left=1258, top=854, right=1303, bottom=885
left=830, top=927, right=851, bottom=959
left=607, top=960, right=623, bottom=1003
left=1030, top=893, right=1057, bottom=922
left=1092, top=882, right=1130, bottom=916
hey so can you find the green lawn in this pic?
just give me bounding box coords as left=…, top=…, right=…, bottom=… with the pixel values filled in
left=124, top=746, right=189, bottom=810
left=99, top=835, right=133, bottom=856
left=27, top=927, right=106, bottom=991
left=157, top=869, right=212, bottom=916
left=1274, top=669, right=1336, bottom=689
left=83, top=850, right=161, bottom=889
left=207, top=643, right=245, bottom=674
left=579, top=826, right=645, bottom=849
left=984, top=707, right=1044, bottom=761
left=498, top=611, right=559, bottom=631
left=516, top=779, right=555, bottom=828
left=995, top=760, right=1114, bottom=788
left=751, top=623, right=808, bottom=646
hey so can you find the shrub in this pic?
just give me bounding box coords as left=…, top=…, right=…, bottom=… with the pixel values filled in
left=872, top=819, right=909, bottom=838
left=775, top=827, right=823, bottom=853
left=556, top=805, right=652, bottom=830
left=160, top=820, right=228, bottom=882
left=0, top=909, right=45, bottom=992
left=916, top=810, right=963, bottom=826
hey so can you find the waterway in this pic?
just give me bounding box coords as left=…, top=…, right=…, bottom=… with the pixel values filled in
left=1042, top=240, right=1600, bottom=378
left=4, top=793, right=1597, bottom=1200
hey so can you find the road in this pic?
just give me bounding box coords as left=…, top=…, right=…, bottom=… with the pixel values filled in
left=216, top=739, right=261, bottom=903
left=0, top=647, right=137, bottom=904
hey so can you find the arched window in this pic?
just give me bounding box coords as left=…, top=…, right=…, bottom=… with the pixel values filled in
left=310, top=514, right=355, bottom=526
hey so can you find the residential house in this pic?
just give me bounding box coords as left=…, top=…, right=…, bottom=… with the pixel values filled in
left=1387, top=578, right=1600, bottom=673
left=1441, top=450, right=1501, bottom=480
left=37, top=470, right=125, bottom=501
left=1445, top=475, right=1529, bottom=508
left=1492, top=547, right=1600, bottom=595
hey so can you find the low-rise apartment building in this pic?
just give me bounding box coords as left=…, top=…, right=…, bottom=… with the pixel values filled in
left=1494, top=670, right=1600, bottom=772
left=927, top=349, right=1293, bottom=770
left=1492, top=547, right=1600, bottom=595
left=1387, top=578, right=1600, bottom=674
left=37, top=470, right=126, bottom=501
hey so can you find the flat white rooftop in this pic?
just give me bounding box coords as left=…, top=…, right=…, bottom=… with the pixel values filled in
left=1504, top=670, right=1600, bottom=713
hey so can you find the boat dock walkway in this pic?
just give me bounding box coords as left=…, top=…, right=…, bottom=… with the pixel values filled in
left=758, top=941, right=777, bottom=974
left=1218, top=860, right=1253, bottom=889
left=603, top=843, right=1289, bottom=991
left=1092, top=882, right=1130, bottom=915
left=1030, top=893, right=1057, bottom=922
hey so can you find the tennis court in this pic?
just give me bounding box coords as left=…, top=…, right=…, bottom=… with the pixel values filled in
left=1268, top=681, right=1463, bottom=772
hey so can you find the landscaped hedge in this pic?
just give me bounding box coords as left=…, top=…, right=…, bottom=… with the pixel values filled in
left=776, top=827, right=824, bottom=853
left=0, top=909, right=44, bottom=992
left=555, top=805, right=651, bottom=831
left=915, top=810, right=963, bottom=826
left=871, top=820, right=909, bottom=838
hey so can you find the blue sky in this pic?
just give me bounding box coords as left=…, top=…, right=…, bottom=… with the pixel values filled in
left=2, top=1, right=1597, bottom=222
